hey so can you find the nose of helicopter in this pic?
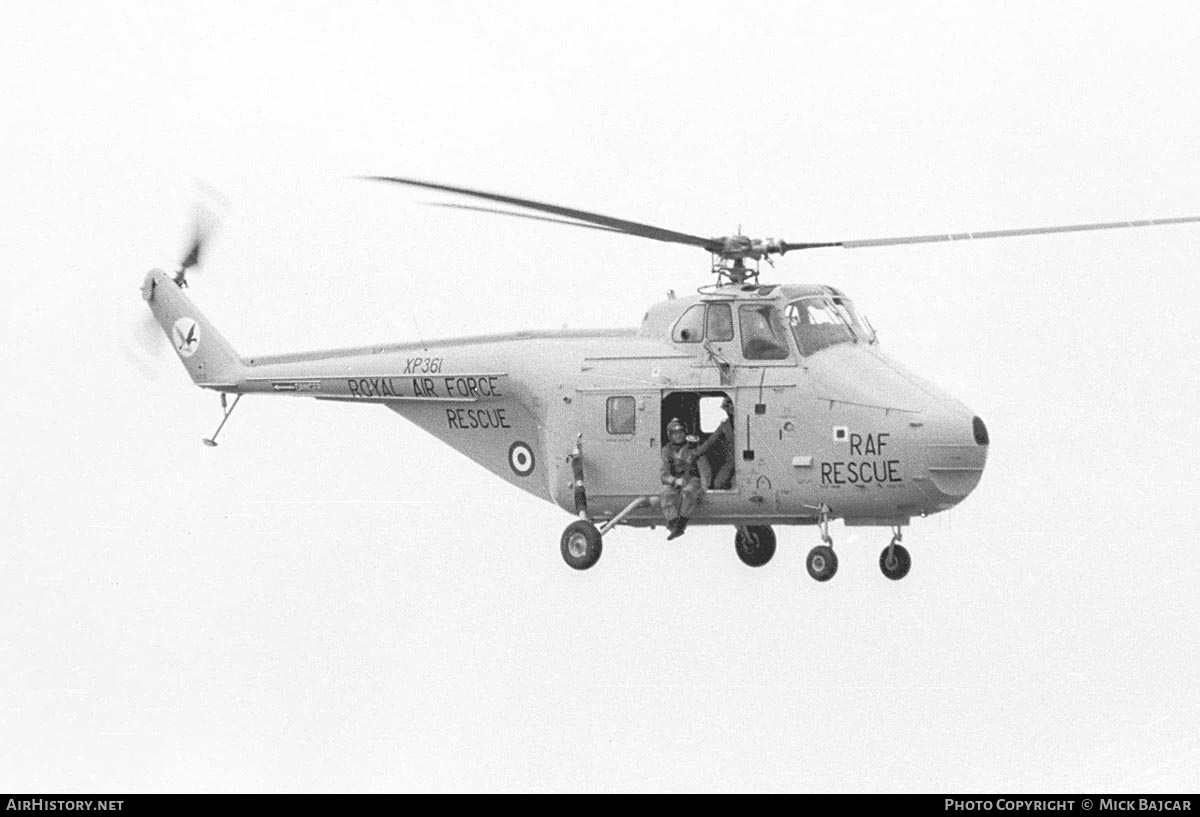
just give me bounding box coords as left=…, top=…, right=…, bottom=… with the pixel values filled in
left=917, top=410, right=989, bottom=511
left=808, top=346, right=988, bottom=512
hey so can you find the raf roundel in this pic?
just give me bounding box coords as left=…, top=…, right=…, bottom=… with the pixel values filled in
left=508, top=441, right=535, bottom=477
left=173, top=317, right=201, bottom=358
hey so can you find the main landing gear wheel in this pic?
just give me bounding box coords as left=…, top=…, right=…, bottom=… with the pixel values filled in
left=806, top=545, right=838, bottom=582
left=734, top=525, right=776, bottom=568
left=560, top=520, right=602, bottom=570
left=880, top=543, right=911, bottom=581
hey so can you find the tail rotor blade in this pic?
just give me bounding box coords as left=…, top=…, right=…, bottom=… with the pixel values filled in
left=122, top=310, right=165, bottom=382
left=179, top=233, right=204, bottom=273
left=177, top=185, right=230, bottom=278
left=133, top=311, right=163, bottom=356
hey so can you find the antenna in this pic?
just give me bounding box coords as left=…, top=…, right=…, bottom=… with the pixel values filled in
left=411, top=312, right=428, bottom=351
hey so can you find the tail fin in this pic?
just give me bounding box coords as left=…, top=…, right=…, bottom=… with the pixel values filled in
left=141, top=269, right=245, bottom=387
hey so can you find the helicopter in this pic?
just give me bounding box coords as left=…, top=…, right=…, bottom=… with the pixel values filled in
left=139, top=177, right=1200, bottom=581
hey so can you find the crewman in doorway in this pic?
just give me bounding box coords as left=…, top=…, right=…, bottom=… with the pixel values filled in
left=661, top=417, right=702, bottom=540
left=695, top=396, right=735, bottom=489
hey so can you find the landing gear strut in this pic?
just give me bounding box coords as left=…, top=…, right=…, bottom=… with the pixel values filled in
left=805, top=507, right=838, bottom=582
left=557, top=466, right=648, bottom=570
left=561, top=435, right=602, bottom=570
left=879, top=526, right=911, bottom=581
left=734, top=525, right=776, bottom=567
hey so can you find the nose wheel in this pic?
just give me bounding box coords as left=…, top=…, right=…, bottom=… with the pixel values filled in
left=805, top=507, right=838, bottom=582
left=880, top=527, right=911, bottom=580
left=806, top=545, right=838, bottom=582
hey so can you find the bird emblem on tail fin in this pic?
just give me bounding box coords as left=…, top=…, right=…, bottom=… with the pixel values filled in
left=172, top=317, right=200, bottom=358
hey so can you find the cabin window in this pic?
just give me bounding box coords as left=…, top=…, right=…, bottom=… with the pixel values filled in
left=606, top=396, right=636, bottom=434
left=738, top=304, right=791, bottom=360
left=671, top=304, right=706, bottom=343
left=706, top=303, right=734, bottom=342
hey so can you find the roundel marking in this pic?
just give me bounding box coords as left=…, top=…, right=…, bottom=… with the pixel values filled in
left=173, top=317, right=201, bottom=358
left=508, top=441, right=535, bottom=477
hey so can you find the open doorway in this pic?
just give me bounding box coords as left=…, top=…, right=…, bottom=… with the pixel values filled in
left=661, top=390, right=736, bottom=491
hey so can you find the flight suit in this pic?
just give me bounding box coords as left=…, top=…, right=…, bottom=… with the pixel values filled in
left=660, top=441, right=703, bottom=522
left=696, top=417, right=734, bottom=489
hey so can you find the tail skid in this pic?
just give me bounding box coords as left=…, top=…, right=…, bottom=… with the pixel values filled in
left=202, top=393, right=242, bottom=446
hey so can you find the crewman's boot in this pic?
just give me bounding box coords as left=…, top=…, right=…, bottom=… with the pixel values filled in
left=667, top=517, right=688, bottom=540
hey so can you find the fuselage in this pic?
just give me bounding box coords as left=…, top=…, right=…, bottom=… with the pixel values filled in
left=222, top=279, right=988, bottom=529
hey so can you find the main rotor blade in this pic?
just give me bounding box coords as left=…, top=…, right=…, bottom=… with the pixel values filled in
left=781, top=241, right=843, bottom=252
left=426, top=202, right=629, bottom=235
left=362, top=175, right=720, bottom=251
left=798, top=215, right=1200, bottom=251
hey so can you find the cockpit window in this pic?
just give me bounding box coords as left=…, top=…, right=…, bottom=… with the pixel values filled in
left=739, top=304, right=791, bottom=360
left=706, top=303, right=734, bottom=342
left=671, top=304, right=706, bottom=343
left=786, top=297, right=875, bottom=356
left=831, top=297, right=876, bottom=343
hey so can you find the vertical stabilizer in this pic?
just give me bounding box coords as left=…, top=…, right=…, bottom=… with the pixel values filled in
left=141, top=269, right=245, bottom=387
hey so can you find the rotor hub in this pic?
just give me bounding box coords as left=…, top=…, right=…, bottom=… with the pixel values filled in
left=713, top=235, right=785, bottom=261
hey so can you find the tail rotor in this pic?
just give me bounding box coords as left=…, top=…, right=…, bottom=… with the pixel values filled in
left=127, top=190, right=229, bottom=378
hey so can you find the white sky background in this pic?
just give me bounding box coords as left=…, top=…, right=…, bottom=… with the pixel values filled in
left=2, top=0, right=1199, bottom=792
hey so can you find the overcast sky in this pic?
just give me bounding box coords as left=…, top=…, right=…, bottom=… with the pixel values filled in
left=2, top=1, right=1199, bottom=792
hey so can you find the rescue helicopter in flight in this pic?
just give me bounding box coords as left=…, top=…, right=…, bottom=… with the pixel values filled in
left=139, top=177, right=1200, bottom=581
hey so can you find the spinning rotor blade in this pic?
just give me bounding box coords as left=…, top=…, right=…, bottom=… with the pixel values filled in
left=363, top=175, right=1200, bottom=267
left=179, top=234, right=203, bottom=271
left=121, top=311, right=166, bottom=382
left=133, top=311, right=163, bottom=356
left=362, top=175, right=720, bottom=251
left=787, top=215, right=1200, bottom=252
left=779, top=241, right=844, bottom=252
left=425, top=202, right=629, bottom=235
left=178, top=203, right=223, bottom=274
